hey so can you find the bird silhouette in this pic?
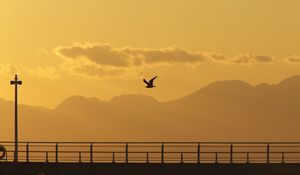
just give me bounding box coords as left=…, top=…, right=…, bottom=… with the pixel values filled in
left=143, top=76, right=158, bottom=88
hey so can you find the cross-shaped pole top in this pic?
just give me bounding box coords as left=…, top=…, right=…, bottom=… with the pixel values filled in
left=10, top=75, right=22, bottom=85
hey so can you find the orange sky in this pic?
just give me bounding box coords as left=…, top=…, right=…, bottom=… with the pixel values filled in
left=0, top=0, right=300, bottom=108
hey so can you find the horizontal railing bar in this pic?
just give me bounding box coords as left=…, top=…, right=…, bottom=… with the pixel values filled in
left=0, top=156, right=270, bottom=159
left=6, top=156, right=300, bottom=158
left=4, top=145, right=300, bottom=148
left=2, top=145, right=268, bottom=148
left=2, top=141, right=300, bottom=144
left=8, top=150, right=300, bottom=154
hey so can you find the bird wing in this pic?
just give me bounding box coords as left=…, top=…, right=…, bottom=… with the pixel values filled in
left=149, top=76, right=158, bottom=84
left=143, top=79, right=149, bottom=85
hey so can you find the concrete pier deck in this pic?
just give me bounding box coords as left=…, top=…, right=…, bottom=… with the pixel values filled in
left=1, top=162, right=300, bottom=175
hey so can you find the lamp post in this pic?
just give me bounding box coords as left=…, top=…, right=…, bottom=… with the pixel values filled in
left=10, top=75, right=22, bottom=162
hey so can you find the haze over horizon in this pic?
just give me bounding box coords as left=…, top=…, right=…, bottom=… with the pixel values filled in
left=1, top=74, right=299, bottom=108
left=1, top=75, right=300, bottom=142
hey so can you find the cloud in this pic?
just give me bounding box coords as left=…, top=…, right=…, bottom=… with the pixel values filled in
left=57, top=43, right=130, bottom=67
left=59, top=56, right=135, bottom=79
left=4, top=43, right=297, bottom=80
left=56, top=43, right=207, bottom=68
left=36, top=48, right=50, bottom=56
left=0, top=64, right=60, bottom=80
left=231, top=54, right=274, bottom=64
left=56, top=43, right=208, bottom=78
left=54, top=42, right=300, bottom=79
left=0, top=64, right=20, bottom=76
left=27, top=66, right=60, bottom=80
left=254, top=55, right=274, bottom=63
left=210, top=53, right=275, bottom=64
left=286, top=55, right=300, bottom=63
left=122, top=46, right=207, bottom=66
left=72, top=64, right=126, bottom=79
left=210, top=53, right=227, bottom=62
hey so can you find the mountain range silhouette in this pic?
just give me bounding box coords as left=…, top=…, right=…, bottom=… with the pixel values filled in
left=1, top=75, right=300, bottom=141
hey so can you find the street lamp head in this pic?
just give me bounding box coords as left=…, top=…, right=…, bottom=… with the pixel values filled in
left=10, top=75, right=22, bottom=86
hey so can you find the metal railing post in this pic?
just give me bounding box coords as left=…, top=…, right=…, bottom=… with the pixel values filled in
left=90, top=143, right=93, bottom=163
left=246, top=152, right=250, bottom=163
left=146, top=153, right=149, bottom=163
left=55, top=143, right=58, bottom=163
left=26, top=143, right=29, bottom=162
left=181, top=153, right=183, bottom=163
left=197, top=143, right=200, bottom=163
left=79, top=152, right=82, bottom=163
left=230, top=143, right=233, bottom=163
left=161, top=143, right=164, bottom=163
left=281, top=152, right=285, bottom=163
left=125, top=143, right=128, bottom=163
left=46, top=152, right=49, bottom=163
left=267, top=143, right=270, bottom=164
left=112, top=152, right=115, bottom=163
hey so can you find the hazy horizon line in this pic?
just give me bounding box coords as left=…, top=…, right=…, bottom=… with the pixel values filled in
left=1, top=73, right=299, bottom=109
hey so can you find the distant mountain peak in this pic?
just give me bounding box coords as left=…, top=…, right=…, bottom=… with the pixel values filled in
left=278, top=75, right=300, bottom=87
left=55, top=95, right=105, bottom=112
left=188, top=80, right=252, bottom=97
left=255, top=83, right=272, bottom=88
left=63, top=95, right=88, bottom=101
left=204, top=80, right=252, bottom=89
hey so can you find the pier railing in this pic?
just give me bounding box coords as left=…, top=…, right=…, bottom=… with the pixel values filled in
left=1, top=142, right=300, bottom=163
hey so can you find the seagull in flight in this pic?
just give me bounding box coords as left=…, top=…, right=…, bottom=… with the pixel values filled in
left=143, top=76, right=158, bottom=88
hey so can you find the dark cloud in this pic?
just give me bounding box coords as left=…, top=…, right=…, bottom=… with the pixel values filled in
left=57, top=44, right=130, bottom=67
left=56, top=43, right=209, bottom=78
left=209, top=53, right=275, bottom=64
left=230, top=54, right=274, bottom=64
left=231, top=54, right=274, bottom=64
left=57, top=44, right=207, bottom=68
left=123, top=46, right=206, bottom=65
left=254, top=55, right=274, bottom=63
left=55, top=43, right=290, bottom=79
left=286, top=55, right=300, bottom=63
left=210, top=53, right=227, bottom=61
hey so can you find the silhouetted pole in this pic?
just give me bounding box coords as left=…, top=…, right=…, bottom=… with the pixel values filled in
left=10, top=75, right=22, bottom=162
left=230, top=143, right=233, bottom=163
